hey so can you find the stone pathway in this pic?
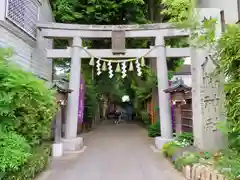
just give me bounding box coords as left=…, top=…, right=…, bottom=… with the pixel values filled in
left=38, top=120, right=185, bottom=180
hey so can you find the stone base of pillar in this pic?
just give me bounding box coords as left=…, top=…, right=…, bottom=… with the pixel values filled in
left=155, top=136, right=173, bottom=150
left=52, top=143, right=63, bottom=157
left=61, top=137, right=83, bottom=152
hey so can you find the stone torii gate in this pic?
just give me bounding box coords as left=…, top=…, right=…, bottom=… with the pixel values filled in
left=37, top=22, right=190, bottom=153
left=37, top=8, right=226, bottom=158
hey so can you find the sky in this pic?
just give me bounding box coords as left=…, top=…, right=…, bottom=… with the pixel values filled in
left=184, top=57, right=191, bottom=64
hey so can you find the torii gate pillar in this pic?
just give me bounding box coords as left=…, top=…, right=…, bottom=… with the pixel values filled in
left=62, top=36, right=83, bottom=151
left=155, top=36, right=173, bottom=149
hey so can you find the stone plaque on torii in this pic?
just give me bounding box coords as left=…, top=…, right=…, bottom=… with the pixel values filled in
left=111, top=29, right=126, bottom=54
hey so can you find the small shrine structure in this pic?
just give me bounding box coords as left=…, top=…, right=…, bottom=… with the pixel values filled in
left=164, top=78, right=192, bottom=133
left=51, top=78, right=72, bottom=156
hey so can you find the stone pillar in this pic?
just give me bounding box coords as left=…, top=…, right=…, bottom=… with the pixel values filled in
left=52, top=104, right=63, bottom=157
left=191, top=49, right=226, bottom=152
left=155, top=36, right=173, bottom=149
left=191, top=8, right=226, bottom=152
left=63, top=37, right=83, bottom=151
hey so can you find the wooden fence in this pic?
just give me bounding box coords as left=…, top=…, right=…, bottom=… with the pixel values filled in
left=180, top=98, right=193, bottom=133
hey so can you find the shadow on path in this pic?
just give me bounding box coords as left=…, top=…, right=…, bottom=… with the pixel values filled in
left=37, top=120, right=185, bottom=180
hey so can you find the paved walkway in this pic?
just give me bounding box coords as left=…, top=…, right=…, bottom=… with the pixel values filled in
left=38, top=121, right=185, bottom=180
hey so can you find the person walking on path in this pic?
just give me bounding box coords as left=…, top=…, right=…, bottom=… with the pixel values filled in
left=115, top=105, right=125, bottom=124
left=125, top=102, right=133, bottom=122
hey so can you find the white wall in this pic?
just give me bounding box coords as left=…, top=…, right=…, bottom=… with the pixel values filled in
left=198, top=0, right=239, bottom=24
left=184, top=57, right=191, bottom=65
left=171, top=75, right=192, bottom=87
left=171, top=57, right=192, bottom=86
left=39, top=0, right=55, bottom=22
left=0, top=0, right=6, bottom=21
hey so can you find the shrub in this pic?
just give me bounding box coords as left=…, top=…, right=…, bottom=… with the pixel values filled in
left=4, top=143, right=51, bottom=180
left=174, top=152, right=200, bottom=170
left=139, top=110, right=151, bottom=125
left=0, top=48, right=56, bottom=179
left=167, top=144, right=181, bottom=157
left=0, top=131, right=31, bottom=173
left=162, top=142, right=171, bottom=156
left=214, top=150, right=240, bottom=180
left=0, top=48, right=57, bottom=145
left=162, top=141, right=181, bottom=157
left=148, top=120, right=161, bottom=137
left=217, top=25, right=240, bottom=151
left=174, top=132, right=194, bottom=146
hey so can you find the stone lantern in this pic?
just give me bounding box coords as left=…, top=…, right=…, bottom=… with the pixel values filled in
left=51, top=78, right=72, bottom=157
left=164, top=79, right=191, bottom=134
left=53, top=78, right=72, bottom=105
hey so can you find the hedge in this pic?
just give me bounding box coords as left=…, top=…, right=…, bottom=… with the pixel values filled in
left=3, top=143, right=51, bottom=180
left=0, top=48, right=56, bottom=179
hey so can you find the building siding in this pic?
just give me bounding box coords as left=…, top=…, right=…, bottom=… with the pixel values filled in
left=31, top=0, right=54, bottom=81
left=0, top=26, right=32, bottom=70
left=198, top=0, right=239, bottom=24
left=0, top=0, right=32, bottom=71
left=0, top=0, right=54, bottom=82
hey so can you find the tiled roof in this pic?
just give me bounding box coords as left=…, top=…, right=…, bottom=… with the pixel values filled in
left=164, top=78, right=191, bottom=93
left=51, top=79, right=72, bottom=93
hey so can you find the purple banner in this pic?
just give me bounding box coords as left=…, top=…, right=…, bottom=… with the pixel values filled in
left=78, top=74, right=85, bottom=124
left=169, top=81, right=175, bottom=132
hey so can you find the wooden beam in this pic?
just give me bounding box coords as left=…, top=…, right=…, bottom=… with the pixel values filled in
left=46, top=47, right=190, bottom=58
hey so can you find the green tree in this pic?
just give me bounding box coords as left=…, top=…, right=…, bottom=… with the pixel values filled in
left=51, top=0, right=148, bottom=24
left=51, top=0, right=187, bottom=120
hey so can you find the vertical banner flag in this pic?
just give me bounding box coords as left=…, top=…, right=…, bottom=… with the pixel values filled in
left=78, top=74, right=85, bottom=124
left=169, top=80, right=175, bottom=130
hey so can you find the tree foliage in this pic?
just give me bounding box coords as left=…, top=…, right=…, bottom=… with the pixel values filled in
left=163, top=1, right=240, bottom=178
left=217, top=25, right=240, bottom=151
left=161, top=0, right=194, bottom=23
left=51, top=0, right=189, bottom=120
left=51, top=0, right=148, bottom=24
